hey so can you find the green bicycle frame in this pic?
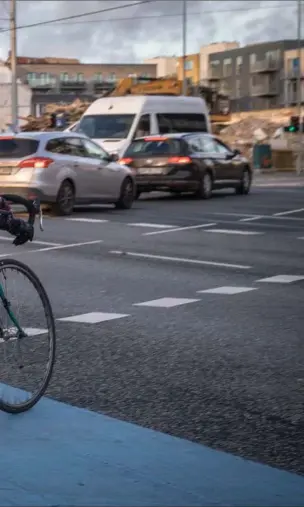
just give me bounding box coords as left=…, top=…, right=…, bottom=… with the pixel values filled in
left=0, top=282, right=24, bottom=335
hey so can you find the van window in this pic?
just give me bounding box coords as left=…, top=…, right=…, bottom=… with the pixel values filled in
left=0, top=138, right=39, bottom=158
left=157, top=113, right=207, bottom=134
left=79, top=114, right=135, bottom=139
left=134, top=114, right=150, bottom=138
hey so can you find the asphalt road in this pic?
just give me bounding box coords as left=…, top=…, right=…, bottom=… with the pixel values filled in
left=1, top=181, right=303, bottom=476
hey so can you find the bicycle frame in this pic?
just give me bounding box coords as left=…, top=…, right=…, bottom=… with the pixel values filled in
left=0, top=281, right=25, bottom=338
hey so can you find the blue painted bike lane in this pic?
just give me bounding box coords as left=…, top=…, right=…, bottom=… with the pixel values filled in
left=0, top=396, right=304, bottom=506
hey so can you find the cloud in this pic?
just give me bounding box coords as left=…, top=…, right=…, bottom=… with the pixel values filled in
left=0, top=0, right=299, bottom=63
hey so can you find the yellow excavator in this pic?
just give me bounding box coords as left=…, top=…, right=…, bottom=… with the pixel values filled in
left=103, top=76, right=231, bottom=124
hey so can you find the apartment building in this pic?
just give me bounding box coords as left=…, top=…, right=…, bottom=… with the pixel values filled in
left=283, top=48, right=304, bottom=106
left=5, top=53, right=157, bottom=115
left=144, top=56, right=177, bottom=77
left=208, top=40, right=304, bottom=112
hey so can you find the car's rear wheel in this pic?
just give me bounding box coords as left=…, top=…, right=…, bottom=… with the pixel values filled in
left=195, top=171, right=213, bottom=199
left=236, top=168, right=251, bottom=195
left=51, top=180, right=75, bottom=216
left=115, top=177, right=134, bottom=209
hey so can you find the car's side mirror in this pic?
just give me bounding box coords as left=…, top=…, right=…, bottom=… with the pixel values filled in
left=233, top=148, right=241, bottom=156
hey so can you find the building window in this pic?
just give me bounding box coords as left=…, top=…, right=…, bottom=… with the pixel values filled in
left=108, top=72, right=116, bottom=83
left=223, top=58, right=232, bottom=77
left=236, top=56, right=242, bottom=76
left=185, top=60, right=193, bottom=71
left=94, top=73, right=103, bottom=82
left=60, top=72, right=69, bottom=82
left=76, top=73, right=84, bottom=82
left=27, top=72, right=36, bottom=82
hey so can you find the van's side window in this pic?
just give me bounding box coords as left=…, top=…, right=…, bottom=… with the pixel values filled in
left=135, top=114, right=150, bottom=138
left=157, top=113, right=207, bottom=134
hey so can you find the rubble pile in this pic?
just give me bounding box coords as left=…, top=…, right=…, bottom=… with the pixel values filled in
left=20, top=99, right=91, bottom=132
left=218, top=116, right=282, bottom=160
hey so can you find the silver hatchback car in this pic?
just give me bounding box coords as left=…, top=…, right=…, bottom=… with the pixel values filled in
left=0, top=131, right=135, bottom=215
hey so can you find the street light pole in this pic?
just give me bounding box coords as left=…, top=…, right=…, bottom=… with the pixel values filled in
left=182, top=0, right=187, bottom=95
left=10, top=0, right=18, bottom=132
left=296, top=0, right=302, bottom=174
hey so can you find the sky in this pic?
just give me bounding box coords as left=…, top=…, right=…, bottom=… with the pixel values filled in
left=0, top=0, right=300, bottom=63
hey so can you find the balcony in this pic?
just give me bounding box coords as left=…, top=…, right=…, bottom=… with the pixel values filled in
left=250, top=59, right=279, bottom=73
left=92, top=81, right=115, bottom=93
left=250, top=83, right=279, bottom=96
left=25, top=78, right=57, bottom=91
left=208, top=68, right=222, bottom=80
left=285, top=68, right=304, bottom=80
left=59, top=79, right=88, bottom=91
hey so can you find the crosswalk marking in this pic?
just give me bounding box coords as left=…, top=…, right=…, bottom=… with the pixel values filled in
left=197, top=286, right=256, bottom=295
left=133, top=297, right=201, bottom=308
left=57, top=312, right=130, bottom=323
left=256, top=275, right=304, bottom=284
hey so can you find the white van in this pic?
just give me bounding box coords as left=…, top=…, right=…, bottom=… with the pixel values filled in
left=67, top=95, right=211, bottom=157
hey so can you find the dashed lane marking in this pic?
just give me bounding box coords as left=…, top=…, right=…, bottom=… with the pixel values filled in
left=256, top=275, right=304, bottom=284
left=206, top=229, right=263, bottom=236
left=197, top=286, right=257, bottom=295
left=65, top=218, right=109, bottom=223
left=128, top=222, right=176, bottom=229
left=110, top=250, right=252, bottom=270
left=57, top=312, right=130, bottom=324
left=0, top=235, right=61, bottom=247
left=143, top=223, right=217, bottom=236
left=133, top=297, right=201, bottom=308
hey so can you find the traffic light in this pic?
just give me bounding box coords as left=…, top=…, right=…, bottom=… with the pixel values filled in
left=284, top=115, right=301, bottom=133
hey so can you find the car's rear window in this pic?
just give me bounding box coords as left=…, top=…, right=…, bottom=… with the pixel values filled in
left=0, top=138, right=39, bottom=158
left=125, top=139, right=182, bottom=157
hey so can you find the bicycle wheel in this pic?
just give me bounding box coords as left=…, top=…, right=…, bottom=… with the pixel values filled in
left=0, top=258, right=56, bottom=414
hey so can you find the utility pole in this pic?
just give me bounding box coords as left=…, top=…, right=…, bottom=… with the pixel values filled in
left=296, top=0, right=302, bottom=174
left=182, top=0, right=187, bottom=95
left=10, top=0, right=17, bottom=132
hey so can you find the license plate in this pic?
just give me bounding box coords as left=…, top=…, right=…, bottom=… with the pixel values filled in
left=0, top=167, right=12, bottom=175
left=138, top=167, right=164, bottom=175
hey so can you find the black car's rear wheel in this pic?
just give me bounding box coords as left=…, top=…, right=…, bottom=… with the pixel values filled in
left=236, top=168, right=251, bottom=195
left=195, top=171, right=213, bottom=199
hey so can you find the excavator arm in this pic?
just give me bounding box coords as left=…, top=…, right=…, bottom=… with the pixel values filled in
left=105, top=77, right=230, bottom=123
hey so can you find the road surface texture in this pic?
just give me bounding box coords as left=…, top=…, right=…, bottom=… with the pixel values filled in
left=1, top=179, right=304, bottom=506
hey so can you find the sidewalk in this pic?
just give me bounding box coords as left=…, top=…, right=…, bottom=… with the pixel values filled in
left=253, top=170, right=304, bottom=187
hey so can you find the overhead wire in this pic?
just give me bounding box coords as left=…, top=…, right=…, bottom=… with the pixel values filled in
left=0, top=1, right=295, bottom=32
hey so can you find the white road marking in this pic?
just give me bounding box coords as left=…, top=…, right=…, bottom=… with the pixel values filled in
left=57, top=312, right=129, bottom=323
left=0, top=235, right=61, bottom=247
left=239, top=216, right=263, bottom=222
left=0, top=327, right=48, bottom=343
left=110, top=250, right=252, bottom=270
left=128, top=222, right=176, bottom=229
left=206, top=229, right=263, bottom=236
left=198, top=286, right=257, bottom=295
left=65, top=218, right=109, bottom=223
left=0, top=240, right=103, bottom=258
left=273, top=208, right=304, bottom=217
left=133, top=297, right=200, bottom=308
left=143, top=223, right=217, bottom=236
left=256, top=275, right=304, bottom=283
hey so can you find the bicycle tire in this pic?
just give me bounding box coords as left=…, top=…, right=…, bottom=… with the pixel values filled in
left=0, top=258, right=56, bottom=414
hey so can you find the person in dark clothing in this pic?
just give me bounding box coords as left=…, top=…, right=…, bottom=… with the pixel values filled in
left=0, top=196, right=34, bottom=246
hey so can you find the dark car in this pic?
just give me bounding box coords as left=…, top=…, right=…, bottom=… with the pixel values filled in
left=118, top=133, right=252, bottom=199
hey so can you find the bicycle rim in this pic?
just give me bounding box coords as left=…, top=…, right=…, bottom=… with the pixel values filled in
left=0, top=258, right=56, bottom=414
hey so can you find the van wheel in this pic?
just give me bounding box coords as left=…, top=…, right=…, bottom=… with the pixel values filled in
left=115, top=178, right=134, bottom=209
left=195, top=171, right=213, bottom=199
left=51, top=180, right=75, bottom=216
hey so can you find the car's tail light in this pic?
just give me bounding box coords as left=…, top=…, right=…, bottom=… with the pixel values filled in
left=144, top=137, right=167, bottom=141
left=119, top=157, right=133, bottom=165
left=18, top=157, right=54, bottom=169
left=168, top=156, right=192, bottom=164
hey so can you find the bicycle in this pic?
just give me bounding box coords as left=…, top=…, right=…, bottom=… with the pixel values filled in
left=0, top=194, right=56, bottom=414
